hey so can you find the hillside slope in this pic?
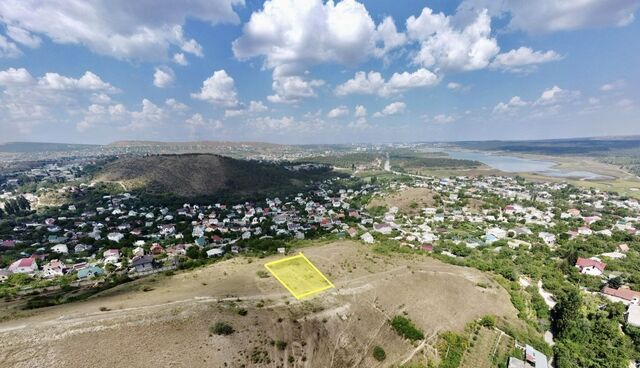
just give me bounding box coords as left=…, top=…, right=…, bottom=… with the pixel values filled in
left=94, top=154, right=329, bottom=199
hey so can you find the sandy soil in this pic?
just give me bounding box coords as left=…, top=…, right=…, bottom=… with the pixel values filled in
left=0, top=241, right=519, bottom=368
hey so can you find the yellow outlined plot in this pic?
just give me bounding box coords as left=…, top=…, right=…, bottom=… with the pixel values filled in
left=264, top=253, right=335, bottom=299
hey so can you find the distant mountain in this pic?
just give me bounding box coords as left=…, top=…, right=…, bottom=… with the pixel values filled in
left=0, top=142, right=98, bottom=153
left=94, top=153, right=333, bottom=200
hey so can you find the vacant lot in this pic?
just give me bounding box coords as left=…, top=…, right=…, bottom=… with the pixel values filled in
left=0, top=241, right=520, bottom=368
left=368, top=187, right=439, bottom=215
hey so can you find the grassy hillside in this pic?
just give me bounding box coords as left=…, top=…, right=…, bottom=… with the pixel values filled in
left=94, top=153, right=334, bottom=201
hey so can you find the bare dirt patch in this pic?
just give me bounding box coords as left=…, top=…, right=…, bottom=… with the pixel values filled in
left=0, top=241, right=519, bottom=368
left=368, top=187, right=439, bottom=215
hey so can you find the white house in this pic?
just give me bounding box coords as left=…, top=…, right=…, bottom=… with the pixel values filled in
left=51, top=243, right=69, bottom=254
left=107, top=232, right=124, bottom=242
left=8, top=258, right=38, bottom=274
left=575, top=257, right=606, bottom=276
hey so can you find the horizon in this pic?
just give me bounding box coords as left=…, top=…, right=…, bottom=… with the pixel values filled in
left=0, top=1, right=639, bottom=144
left=4, top=132, right=640, bottom=147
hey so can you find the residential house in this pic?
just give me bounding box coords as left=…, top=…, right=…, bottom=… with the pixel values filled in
left=77, top=266, right=104, bottom=279
left=130, top=255, right=155, bottom=273
left=8, top=257, right=38, bottom=274
left=42, top=259, right=66, bottom=278
left=575, top=257, right=606, bottom=276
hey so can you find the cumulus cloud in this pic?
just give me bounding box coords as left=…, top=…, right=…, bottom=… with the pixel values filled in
left=153, top=66, right=175, bottom=88
left=355, top=105, right=367, bottom=118
left=185, top=113, right=223, bottom=134
left=267, top=76, right=324, bottom=104
left=224, top=100, right=269, bottom=118
left=373, top=101, right=406, bottom=117
left=38, top=71, right=119, bottom=92
left=0, top=67, right=34, bottom=85
left=0, top=0, right=243, bottom=61
left=327, top=105, right=349, bottom=118
left=336, top=68, right=438, bottom=97
left=191, top=69, right=238, bottom=106
left=493, top=96, right=528, bottom=114
left=407, top=7, right=499, bottom=71
left=77, top=98, right=168, bottom=132
left=173, top=53, right=189, bottom=66
left=165, top=98, right=189, bottom=111
left=490, top=47, right=562, bottom=72
left=233, top=0, right=404, bottom=77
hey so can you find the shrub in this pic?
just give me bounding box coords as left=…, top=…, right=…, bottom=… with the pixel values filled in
left=390, top=315, right=424, bottom=341
left=372, top=346, right=386, bottom=361
left=479, top=315, right=496, bottom=328
left=237, top=308, right=248, bottom=316
left=276, top=340, right=287, bottom=351
left=210, top=322, right=234, bottom=335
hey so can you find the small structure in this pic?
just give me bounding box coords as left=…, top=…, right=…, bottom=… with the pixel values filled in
left=575, top=257, right=606, bottom=276
left=130, top=255, right=155, bottom=273
left=77, top=266, right=104, bottom=279
left=8, top=257, right=38, bottom=275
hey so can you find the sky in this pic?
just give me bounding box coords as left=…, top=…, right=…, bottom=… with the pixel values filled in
left=0, top=0, right=639, bottom=145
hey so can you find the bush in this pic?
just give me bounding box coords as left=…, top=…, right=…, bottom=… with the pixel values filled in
left=210, top=322, right=234, bottom=335
left=372, top=346, right=386, bottom=361
left=390, top=315, right=424, bottom=341
left=276, top=340, right=287, bottom=351
left=237, top=308, right=248, bottom=316
left=479, top=315, right=496, bottom=328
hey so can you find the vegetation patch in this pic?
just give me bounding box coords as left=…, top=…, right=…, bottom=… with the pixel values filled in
left=390, top=315, right=424, bottom=341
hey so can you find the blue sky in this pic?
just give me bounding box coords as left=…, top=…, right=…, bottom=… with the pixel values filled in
left=0, top=0, right=639, bottom=144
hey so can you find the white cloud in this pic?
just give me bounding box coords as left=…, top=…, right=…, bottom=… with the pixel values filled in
left=165, top=98, right=189, bottom=111
left=0, top=67, right=34, bottom=85
left=173, top=53, right=188, bottom=66
left=153, top=66, right=175, bottom=88
left=407, top=7, right=499, bottom=71
left=355, top=105, right=367, bottom=118
left=224, top=100, right=269, bottom=118
left=191, top=69, right=238, bottom=106
left=233, top=0, right=402, bottom=77
left=90, top=93, right=112, bottom=105
left=185, top=113, right=223, bottom=134
left=0, top=0, right=243, bottom=61
left=327, top=105, right=349, bottom=118
left=267, top=76, right=324, bottom=103
left=534, top=85, right=580, bottom=106
left=600, top=80, right=626, bottom=91
left=249, top=100, right=268, bottom=113
left=493, top=96, right=528, bottom=114
left=432, top=114, right=457, bottom=123
left=503, top=0, right=640, bottom=33
left=38, top=71, right=119, bottom=92
left=336, top=68, right=438, bottom=97
left=5, top=25, right=41, bottom=48
left=490, top=47, right=562, bottom=72
left=373, top=101, right=406, bottom=117
left=374, top=16, right=407, bottom=56
left=0, top=34, right=22, bottom=58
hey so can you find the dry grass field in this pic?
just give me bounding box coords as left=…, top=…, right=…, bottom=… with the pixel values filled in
left=0, top=241, right=521, bottom=368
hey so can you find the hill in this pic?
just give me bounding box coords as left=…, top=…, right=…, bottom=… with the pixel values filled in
left=94, top=153, right=332, bottom=200
left=0, top=241, right=528, bottom=368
